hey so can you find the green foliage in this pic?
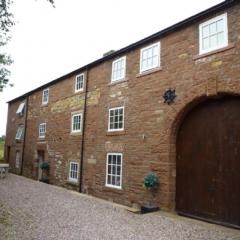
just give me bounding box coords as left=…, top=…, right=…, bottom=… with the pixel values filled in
left=144, top=172, right=159, bottom=189
left=40, top=161, right=49, bottom=170
left=0, top=141, right=4, bottom=161
left=0, top=0, right=14, bottom=91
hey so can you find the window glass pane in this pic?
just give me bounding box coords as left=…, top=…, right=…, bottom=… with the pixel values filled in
left=209, top=22, right=217, bottom=35
left=117, top=165, right=121, bottom=175
left=107, top=175, right=111, bottom=184
left=153, top=55, right=158, bottom=67
left=153, top=45, right=158, bottom=56
left=112, top=155, right=116, bottom=164
left=210, top=35, right=217, bottom=48
left=217, top=32, right=224, bottom=45
left=108, top=155, right=112, bottom=164
left=112, top=176, right=116, bottom=185
left=217, top=19, right=224, bottom=32
left=119, top=108, right=123, bottom=115
left=114, top=115, right=118, bottom=122
left=202, top=25, right=209, bottom=38
left=108, top=165, right=111, bottom=174
left=116, top=177, right=121, bottom=186
left=117, top=155, right=121, bottom=165
left=112, top=165, right=116, bottom=175
left=142, top=50, right=148, bottom=60
left=203, top=38, right=209, bottom=50
left=142, top=59, right=147, bottom=70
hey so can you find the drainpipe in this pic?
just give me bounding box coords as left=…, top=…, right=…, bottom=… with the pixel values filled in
left=79, top=68, right=89, bottom=193
left=20, top=96, right=29, bottom=176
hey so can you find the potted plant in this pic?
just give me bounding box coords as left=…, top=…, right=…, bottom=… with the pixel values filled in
left=39, top=161, right=50, bottom=184
left=141, top=172, right=160, bottom=213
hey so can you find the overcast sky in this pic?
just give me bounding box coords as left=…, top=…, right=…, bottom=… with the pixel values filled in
left=0, top=0, right=223, bottom=135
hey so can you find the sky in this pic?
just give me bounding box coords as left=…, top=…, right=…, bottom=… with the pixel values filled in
left=0, top=0, right=224, bottom=135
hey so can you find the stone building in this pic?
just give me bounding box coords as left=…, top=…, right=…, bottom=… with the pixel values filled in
left=5, top=0, right=240, bottom=228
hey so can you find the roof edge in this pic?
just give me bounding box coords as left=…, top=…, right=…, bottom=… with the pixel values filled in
left=8, top=0, right=236, bottom=103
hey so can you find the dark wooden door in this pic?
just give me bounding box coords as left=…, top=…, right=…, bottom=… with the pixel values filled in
left=176, top=97, right=240, bottom=228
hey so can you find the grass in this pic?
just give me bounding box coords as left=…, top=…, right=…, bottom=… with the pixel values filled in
left=0, top=141, right=4, bottom=161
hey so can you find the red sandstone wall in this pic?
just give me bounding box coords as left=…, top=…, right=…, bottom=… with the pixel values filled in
left=6, top=3, right=240, bottom=209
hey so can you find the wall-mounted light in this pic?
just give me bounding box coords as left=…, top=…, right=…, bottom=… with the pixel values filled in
left=163, top=88, right=176, bottom=105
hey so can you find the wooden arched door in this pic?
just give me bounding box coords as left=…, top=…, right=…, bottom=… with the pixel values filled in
left=176, top=96, right=240, bottom=228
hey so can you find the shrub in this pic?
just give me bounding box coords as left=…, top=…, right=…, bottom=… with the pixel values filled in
left=144, top=172, right=159, bottom=189
left=40, top=161, right=49, bottom=170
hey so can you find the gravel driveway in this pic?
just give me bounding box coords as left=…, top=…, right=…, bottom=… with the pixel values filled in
left=0, top=174, right=239, bottom=240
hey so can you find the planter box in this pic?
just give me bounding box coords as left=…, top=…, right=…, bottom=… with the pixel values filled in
left=39, top=178, right=49, bottom=184
left=141, top=205, right=159, bottom=214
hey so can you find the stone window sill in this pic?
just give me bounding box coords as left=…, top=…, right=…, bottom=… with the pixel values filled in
left=75, top=89, right=85, bottom=94
left=193, top=43, right=235, bottom=60
left=67, top=180, right=79, bottom=186
left=70, top=132, right=82, bottom=136
left=103, top=185, right=122, bottom=192
left=108, top=78, right=129, bottom=86
left=136, top=67, right=162, bottom=78
left=37, top=139, right=46, bottom=144
left=106, top=131, right=126, bottom=136
left=41, top=103, right=48, bottom=107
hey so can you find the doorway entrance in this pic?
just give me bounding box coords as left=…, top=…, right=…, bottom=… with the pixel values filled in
left=37, top=150, right=44, bottom=180
left=176, top=96, right=240, bottom=228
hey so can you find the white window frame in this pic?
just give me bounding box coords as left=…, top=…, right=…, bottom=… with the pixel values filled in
left=15, top=126, right=24, bottom=140
left=140, top=42, right=160, bottom=73
left=199, top=13, right=228, bottom=54
left=68, top=161, right=79, bottom=183
left=75, top=73, right=84, bottom=92
left=42, top=88, right=49, bottom=105
left=105, top=153, right=122, bottom=189
left=15, top=150, right=20, bottom=168
left=108, top=106, right=124, bottom=132
left=39, top=123, right=47, bottom=138
left=111, top=56, right=126, bottom=82
left=16, top=102, right=25, bottom=115
left=71, top=112, right=82, bottom=133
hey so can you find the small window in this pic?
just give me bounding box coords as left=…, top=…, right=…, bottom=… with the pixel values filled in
left=108, top=107, right=124, bottom=132
left=106, top=153, right=122, bottom=189
left=111, top=56, right=126, bottom=82
left=199, top=13, right=228, bottom=54
left=15, top=126, right=24, bottom=140
left=39, top=123, right=46, bottom=138
left=69, top=161, right=79, bottom=183
left=140, top=42, right=160, bottom=73
left=16, top=102, right=25, bottom=116
left=15, top=151, right=20, bottom=168
left=71, top=113, right=82, bottom=133
left=42, top=88, right=49, bottom=105
left=75, top=73, right=84, bottom=92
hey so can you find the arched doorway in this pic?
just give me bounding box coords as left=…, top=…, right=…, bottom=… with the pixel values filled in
left=176, top=96, right=240, bottom=228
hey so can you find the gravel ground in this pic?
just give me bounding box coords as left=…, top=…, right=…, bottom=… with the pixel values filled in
left=0, top=174, right=239, bottom=240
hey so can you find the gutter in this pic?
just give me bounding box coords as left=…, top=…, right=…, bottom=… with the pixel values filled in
left=20, top=96, right=29, bottom=176
left=79, top=68, right=89, bottom=193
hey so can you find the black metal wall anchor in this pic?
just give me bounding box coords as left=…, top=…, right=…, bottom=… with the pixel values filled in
left=163, top=89, right=176, bottom=105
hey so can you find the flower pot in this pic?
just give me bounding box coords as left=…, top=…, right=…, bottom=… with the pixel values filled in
left=141, top=204, right=159, bottom=214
